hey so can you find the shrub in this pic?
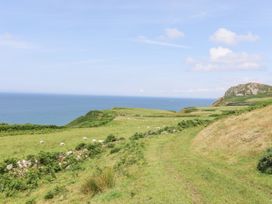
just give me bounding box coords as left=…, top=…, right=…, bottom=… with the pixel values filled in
left=44, top=185, right=67, bottom=200
left=110, top=147, right=121, bottom=154
left=86, top=143, right=102, bottom=157
left=81, top=167, right=115, bottom=196
left=115, top=141, right=145, bottom=169
left=130, top=132, right=145, bottom=140
left=75, top=142, right=87, bottom=150
left=257, top=148, right=272, bottom=174
left=104, top=134, right=118, bottom=143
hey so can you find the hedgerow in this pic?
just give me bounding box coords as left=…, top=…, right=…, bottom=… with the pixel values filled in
left=0, top=142, right=102, bottom=196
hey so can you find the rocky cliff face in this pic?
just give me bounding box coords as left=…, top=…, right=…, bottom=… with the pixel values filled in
left=224, top=83, right=272, bottom=98
left=212, top=82, right=272, bottom=106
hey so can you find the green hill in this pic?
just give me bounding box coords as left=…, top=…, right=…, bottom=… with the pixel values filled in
left=1, top=90, right=272, bottom=203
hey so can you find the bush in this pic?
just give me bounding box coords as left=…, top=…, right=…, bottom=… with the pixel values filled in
left=104, top=134, right=118, bottom=143
left=257, top=148, right=272, bottom=174
left=75, top=143, right=88, bottom=150
left=44, top=185, right=67, bottom=200
left=115, top=141, right=145, bottom=169
left=177, top=119, right=210, bottom=129
left=130, top=132, right=145, bottom=140
left=110, top=147, right=121, bottom=154
left=86, top=143, right=102, bottom=157
left=81, top=167, right=115, bottom=196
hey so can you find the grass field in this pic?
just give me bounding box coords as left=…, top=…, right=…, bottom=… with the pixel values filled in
left=1, top=99, right=272, bottom=204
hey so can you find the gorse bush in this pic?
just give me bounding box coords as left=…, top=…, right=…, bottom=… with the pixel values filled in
left=257, top=148, right=272, bottom=174
left=81, top=167, right=115, bottom=196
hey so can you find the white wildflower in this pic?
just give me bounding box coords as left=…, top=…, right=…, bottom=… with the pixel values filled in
left=98, top=140, right=104, bottom=143
left=39, top=140, right=44, bottom=144
left=60, top=142, right=65, bottom=146
left=83, top=137, right=88, bottom=140
left=92, top=139, right=97, bottom=143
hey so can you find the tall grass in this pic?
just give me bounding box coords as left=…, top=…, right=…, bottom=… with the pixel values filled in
left=81, top=167, right=115, bottom=196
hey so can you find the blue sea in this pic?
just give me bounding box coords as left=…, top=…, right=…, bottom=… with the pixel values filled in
left=0, top=93, right=215, bottom=125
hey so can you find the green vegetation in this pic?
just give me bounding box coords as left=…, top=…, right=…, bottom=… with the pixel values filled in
left=0, top=123, right=63, bottom=136
left=0, top=95, right=272, bottom=203
left=81, top=167, right=115, bottom=197
left=67, top=110, right=115, bottom=128
left=257, top=148, right=272, bottom=174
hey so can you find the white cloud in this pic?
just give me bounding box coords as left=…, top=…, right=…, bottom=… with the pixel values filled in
left=210, top=28, right=259, bottom=45
left=209, top=47, right=232, bottom=61
left=0, top=33, right=32, bottom=49
left=187, top=47, right=263, bottom=71
left=164, top=28, right=184, bottom=40
left=137, top=28, right=188, bottom=48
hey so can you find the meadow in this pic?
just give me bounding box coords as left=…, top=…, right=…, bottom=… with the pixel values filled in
left=0, top=98, right=272, bottom=204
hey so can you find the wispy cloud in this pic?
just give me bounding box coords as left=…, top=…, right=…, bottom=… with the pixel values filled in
left=136, top=28, right=189, bottom=49
left=137, top=36, right=189, bottom=48
left=0, top=33, right=33, bottom=49
left=210, top=28, right=259, bottom=45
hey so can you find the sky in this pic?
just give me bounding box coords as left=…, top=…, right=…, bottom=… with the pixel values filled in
left=0, top=0, right=272, bottom=98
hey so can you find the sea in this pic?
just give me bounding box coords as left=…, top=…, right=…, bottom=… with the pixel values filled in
left=0, top=93, right=215, bottom=125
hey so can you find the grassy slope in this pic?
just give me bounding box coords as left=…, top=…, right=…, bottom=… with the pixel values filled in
left=192, top=105, right=272, bottom=158
left=1, top=103, right=272, bottom=203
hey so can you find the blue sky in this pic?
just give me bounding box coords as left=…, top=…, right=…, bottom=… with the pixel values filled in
left=0, top=0, right=272, bottom=98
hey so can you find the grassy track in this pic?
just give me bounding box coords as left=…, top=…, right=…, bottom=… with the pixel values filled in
left=126, top=127, right=272, bottom=204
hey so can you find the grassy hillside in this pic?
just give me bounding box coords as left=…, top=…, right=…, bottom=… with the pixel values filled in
left=66, top=110, right=116, bottom=128
left=192, top=105, right=272, bottom=157
left=1, top=102, right=272, bottom=203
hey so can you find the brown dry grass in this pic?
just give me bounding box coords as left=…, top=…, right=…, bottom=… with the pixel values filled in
left=192, top=105, right=272, bottom=157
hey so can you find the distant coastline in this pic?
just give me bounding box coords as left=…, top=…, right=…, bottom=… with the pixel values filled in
left=0, top=93, right=215, bottom=125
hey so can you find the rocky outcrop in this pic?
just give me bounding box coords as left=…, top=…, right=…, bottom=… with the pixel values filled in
left=224, top=83, right=272, bottom=98
left=213, top=82, right=272, bottom=106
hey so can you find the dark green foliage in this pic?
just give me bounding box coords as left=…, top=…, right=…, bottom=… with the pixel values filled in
left=257, top=148, right=272, bottom=174
left=177, top=119, right=210, bottom=129
left=110, top=147, right=121, bottom=154
left=44, top=186, right=68, bottom=200
left=67, top=110, right=115, bottom=128
left=86, top=143, right=102, bottom=157
left=130, top=132, right=145, bottom=140
left=75, top=142, right=88, bottom=150
left=104, top=134, right=118, bottom=143
left=0, top=123, right=63, bottom=136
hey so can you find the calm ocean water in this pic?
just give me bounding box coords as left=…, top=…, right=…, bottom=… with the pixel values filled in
left=0, top=93, right=215, bottom=125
